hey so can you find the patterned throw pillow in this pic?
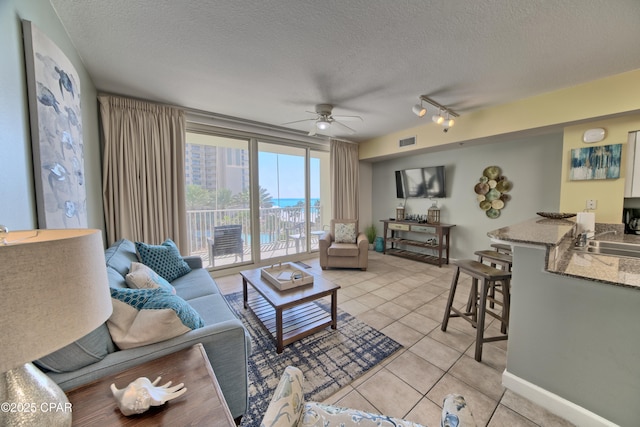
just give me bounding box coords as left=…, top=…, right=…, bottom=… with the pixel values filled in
left=334, top=222, right=357, bottom=243
left=107, top=287, right=204, bottom=349
left=126, top=262, right=176, bottom=294
left=135, top=239, right=191, bottom=282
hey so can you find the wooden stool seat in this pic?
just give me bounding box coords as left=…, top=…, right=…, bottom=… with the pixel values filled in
left=474, top=250, right=512, bottom=269
left=442, top=259, right=511, bottom=362
left=490, top=243, right=512, bottom=255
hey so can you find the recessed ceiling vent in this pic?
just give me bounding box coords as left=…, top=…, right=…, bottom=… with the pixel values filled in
left=399, top=136, right=416, bottom=148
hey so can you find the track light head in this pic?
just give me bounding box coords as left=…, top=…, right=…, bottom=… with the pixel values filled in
left=412, top=104, right=426, bottom=117
left=432, top=114, right=444, bottom=125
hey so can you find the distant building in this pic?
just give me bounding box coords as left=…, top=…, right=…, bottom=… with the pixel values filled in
left=185, top=143, right=249, bottom=195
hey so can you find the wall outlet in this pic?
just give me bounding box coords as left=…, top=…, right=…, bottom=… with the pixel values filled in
left=586, top=199, right=597, bottom=210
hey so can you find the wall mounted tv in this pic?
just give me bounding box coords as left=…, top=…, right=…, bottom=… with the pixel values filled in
left=395, top=166, right=446, bottom=198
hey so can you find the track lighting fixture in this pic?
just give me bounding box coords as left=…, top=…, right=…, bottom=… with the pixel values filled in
left=414, top=95, right=459, bottom=131
left=412, top=101, right=427, bottom=117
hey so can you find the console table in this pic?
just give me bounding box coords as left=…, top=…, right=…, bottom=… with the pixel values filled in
left=380, top=220, right=455, bottom=267
left=66, top=344, right=235, bottom=426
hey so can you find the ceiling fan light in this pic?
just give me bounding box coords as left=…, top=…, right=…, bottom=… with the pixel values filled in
left=412, top=104, right=426, bottom=117
left=316, top=120, right=331, bottom=130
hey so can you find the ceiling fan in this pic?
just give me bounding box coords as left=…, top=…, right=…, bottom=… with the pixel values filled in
left=283, top=104, right=363, bottom=136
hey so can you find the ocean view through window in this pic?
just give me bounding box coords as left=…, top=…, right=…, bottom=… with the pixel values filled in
left=184, top=129, right=330, bottom=269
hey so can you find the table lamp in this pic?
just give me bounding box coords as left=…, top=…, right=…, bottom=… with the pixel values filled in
left=0, top=228, right=113, bottom=426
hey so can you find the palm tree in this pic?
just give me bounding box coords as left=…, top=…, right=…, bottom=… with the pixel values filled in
left=185, top=184, right=212, bottom=209
left=230, top=186, right=273, bottom=208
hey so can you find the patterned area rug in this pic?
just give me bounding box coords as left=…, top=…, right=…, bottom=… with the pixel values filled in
left=223, top=291, right=403, bottom=427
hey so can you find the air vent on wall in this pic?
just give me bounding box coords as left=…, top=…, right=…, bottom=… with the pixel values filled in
left=399, top=136, right=416, bottom=148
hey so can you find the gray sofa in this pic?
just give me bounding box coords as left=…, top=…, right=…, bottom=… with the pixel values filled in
left=45, top=239, right=251, bottom=419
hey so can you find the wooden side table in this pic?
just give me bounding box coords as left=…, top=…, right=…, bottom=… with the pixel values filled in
left=66, top=344, right=235, bottom=426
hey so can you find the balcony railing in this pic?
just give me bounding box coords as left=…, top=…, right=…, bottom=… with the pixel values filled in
left=186, top=205, right=324, bottom=267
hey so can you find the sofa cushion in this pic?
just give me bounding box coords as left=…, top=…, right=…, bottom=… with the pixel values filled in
left=104, top=239, right=138, bottom=276
left=187, top=294, right=239, bottom=325
left=34, top=324, right=115, bottom=373
left=135, top=239, right=191, bottom=282
left=126, top=262, right=176, bottom=294
left=107, top=287, right=204, bottom=349
left=107, top=266, right=127, bottom=289
left=172, top=268, right=220, bottom=301
left=334, top=222, right=357, bottom=243
left=327, top=243, right=359, bottom=257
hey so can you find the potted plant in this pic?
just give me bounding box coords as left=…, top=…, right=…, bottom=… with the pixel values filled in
left=364, top=224, right=377, bottom=250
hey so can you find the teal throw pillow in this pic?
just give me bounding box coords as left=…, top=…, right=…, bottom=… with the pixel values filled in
left=135, top=239, right=191, bottom=282
left=107, top=287, right=204, bottom=349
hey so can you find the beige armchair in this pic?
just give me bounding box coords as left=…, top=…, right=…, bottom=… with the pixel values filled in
left=319, top=219, right=368, bottom=271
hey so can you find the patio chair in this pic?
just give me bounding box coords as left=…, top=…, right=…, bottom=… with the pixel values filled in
left=207, top=224, right=243, bottom=266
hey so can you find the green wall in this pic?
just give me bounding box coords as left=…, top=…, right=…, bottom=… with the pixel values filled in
left=370, top=132, right=563, bottom=260
left=0, top=0, right=103, bottom=232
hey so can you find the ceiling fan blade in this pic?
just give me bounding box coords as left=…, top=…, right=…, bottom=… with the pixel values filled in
left=331, top=120, right=357, bottom=134
left=282, top=118, right=316, bottom=125
left=307, top=123, right=317, bottom=136
left=332, top=114, right=363, bottom=122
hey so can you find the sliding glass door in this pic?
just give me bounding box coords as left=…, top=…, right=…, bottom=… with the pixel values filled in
left=257, top=142, right=306, bottom=261
left=184, top=132, right=251, bottom=268
left=184, top=126, right=329, bottom=269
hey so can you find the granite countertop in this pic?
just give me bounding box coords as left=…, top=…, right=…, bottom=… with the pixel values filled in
left=488, top=217, right=640, bottom=290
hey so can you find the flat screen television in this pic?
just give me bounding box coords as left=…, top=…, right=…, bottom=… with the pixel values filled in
left=395, top=166, right=446, bottom=198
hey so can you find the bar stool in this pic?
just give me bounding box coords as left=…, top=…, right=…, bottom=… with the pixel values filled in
left=441, top=259, right=511, bottom=362
left=472, top=250, right=513, bottom=313
left=490, top=243, right=512, bottom=255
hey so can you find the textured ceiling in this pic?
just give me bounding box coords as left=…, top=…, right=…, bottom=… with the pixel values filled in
left=50, top=0, right=640, bottom=142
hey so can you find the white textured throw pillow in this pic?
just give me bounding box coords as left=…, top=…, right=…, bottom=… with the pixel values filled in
left=335, top=222, right=357, bottom=243
left=126, top=262, right=176, bottom=294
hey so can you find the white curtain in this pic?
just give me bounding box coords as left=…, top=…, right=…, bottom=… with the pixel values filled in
left=330, top=139, right=359, bottom=219
left=99, top=95, right=188, bottom=251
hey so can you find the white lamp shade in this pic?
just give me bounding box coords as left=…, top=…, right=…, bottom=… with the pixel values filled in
left=0, top=229, right=112, bottom=373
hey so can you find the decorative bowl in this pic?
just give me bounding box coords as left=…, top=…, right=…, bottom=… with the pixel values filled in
left=536, top=212, right=576, bottom=219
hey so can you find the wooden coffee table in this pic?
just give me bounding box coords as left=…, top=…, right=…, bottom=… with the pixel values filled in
left=240, top=266, right=340, bottom=353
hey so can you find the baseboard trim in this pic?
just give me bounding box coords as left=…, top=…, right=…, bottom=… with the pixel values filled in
left=502, top=370, right=618, bottom=427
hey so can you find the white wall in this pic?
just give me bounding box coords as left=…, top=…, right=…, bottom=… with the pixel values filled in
left=369, top=133, right=564, bottom=259
left=358, top=161, right=373, bottom=231
left=0, top=0, right=103, bottom=232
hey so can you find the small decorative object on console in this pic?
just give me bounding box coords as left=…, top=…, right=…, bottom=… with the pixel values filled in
left=428, top=201, right=441, bottom=223
left=111, top=376, right=187, bottom=416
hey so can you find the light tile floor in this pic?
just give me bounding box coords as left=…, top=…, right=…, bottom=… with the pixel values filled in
left=215, top=251, right=575, bottom=427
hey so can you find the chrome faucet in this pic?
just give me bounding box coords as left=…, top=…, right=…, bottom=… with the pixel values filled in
left=574, top=230, right=617, bottom=247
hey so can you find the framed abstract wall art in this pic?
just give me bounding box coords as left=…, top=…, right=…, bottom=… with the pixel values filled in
left=569, top=143, right=622, bottom=181
left=22, top=20, right=87, bottom=228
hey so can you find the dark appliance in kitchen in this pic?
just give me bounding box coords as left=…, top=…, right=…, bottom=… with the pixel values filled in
left=623, top=208, right=640, bottom=234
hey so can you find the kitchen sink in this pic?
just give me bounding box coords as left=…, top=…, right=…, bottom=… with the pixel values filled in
left=573, top=240, right=640, bottom=259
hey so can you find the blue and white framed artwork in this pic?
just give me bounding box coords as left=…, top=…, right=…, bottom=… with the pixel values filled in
left=569, top=144, right=622, bottom=181
left=23, top=20, right=86, bottom=228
